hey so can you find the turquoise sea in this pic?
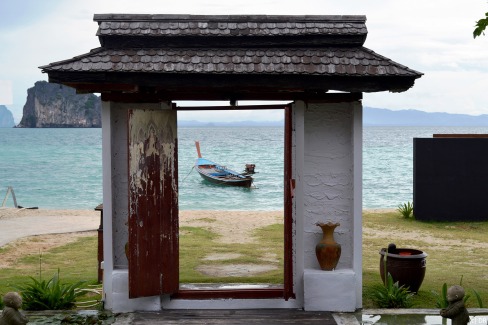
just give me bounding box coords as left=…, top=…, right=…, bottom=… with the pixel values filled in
left=2, top=126, right=488, bottom=210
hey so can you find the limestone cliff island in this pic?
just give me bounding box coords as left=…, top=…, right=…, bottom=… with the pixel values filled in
left=17, top=81, right=101, bottom=128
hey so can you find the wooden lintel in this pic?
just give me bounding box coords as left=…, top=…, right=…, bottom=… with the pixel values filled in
left=101, top=92, right=165, bottom=103
left=100, top=91, right=362, bottom=103
left=65, top=83, right=138, bottom=94
left=306, top=92, right=362, bottom=103
left=175, top=104, right=291, bottom=111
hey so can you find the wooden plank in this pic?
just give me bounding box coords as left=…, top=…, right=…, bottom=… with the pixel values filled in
left=128, top=108, right=178, bottom=298
left=131, top=309, right=336, bottom=325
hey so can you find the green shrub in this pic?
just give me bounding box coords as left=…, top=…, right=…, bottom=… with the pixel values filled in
left=370, top=273, right=414, bottom=308
left=15, top=269, right=85, bottom=310
left=472, top=289, right=484, bottom=308
left=432, top=282, right=449, bottom=308
left=397, top=202, right=414, bottom=219
left=432, top=278, right=484, bottom=308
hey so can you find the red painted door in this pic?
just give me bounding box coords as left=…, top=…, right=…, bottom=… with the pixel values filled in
left=127, top=108, right=178, bottom=298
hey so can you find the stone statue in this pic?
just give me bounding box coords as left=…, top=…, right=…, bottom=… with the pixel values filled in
left=440, top=285, right=470, bottom=325
left=0, top=292, right=28, bottom=325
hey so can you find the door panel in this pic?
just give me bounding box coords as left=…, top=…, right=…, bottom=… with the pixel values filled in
left=284, top=104, right=294, bottom=300
left=128, top=108, right=178, bottom=298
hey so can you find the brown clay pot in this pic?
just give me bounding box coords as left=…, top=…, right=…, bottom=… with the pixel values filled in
left=315, top=222, right=341, bottom=271
left=379, top=247, right=427, bottom=293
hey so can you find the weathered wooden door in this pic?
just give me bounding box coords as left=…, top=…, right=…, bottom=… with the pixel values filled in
left=127, top=108, right=178, bottom=298
left=283, top=104, right=294, bottom=300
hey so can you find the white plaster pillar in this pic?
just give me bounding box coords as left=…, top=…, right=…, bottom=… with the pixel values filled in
left=301, top=101, right=362, bottom=312
left=292, top=100, right=305, bottom=305
left=352, top=102, right=363, bottom=308
left=101, top=101, right=114, bottom=309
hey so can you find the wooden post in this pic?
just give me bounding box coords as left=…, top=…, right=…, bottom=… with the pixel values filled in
left=195, top=141, right=202, bottom=158
left=94, top=204, right=104, bottom=283
left=1, top=186, right=18, bottom=208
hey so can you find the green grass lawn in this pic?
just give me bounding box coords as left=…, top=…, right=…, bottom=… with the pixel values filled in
left=0, top=211, right=486, bottom=309
left=179, top=223, right=284, bottom=284
left=362, top=210, right=488, bottom=308
left=0, top=235, right=101, bottom=309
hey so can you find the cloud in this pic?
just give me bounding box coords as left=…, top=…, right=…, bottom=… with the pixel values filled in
left=0, top=80, right=13, bottom=105
left=2, top=0, right=488, bottom=122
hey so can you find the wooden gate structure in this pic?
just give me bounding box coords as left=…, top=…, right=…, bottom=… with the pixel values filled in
left=41, top=14, right=421, bottom=312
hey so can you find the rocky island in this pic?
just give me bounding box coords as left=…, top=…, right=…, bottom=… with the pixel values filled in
left=17, top=81, right=101, bottom=128
left=0, top=105, right=15, bottom=127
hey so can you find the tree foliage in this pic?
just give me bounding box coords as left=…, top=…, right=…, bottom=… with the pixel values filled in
left=474, top=12, right=488, bottom=38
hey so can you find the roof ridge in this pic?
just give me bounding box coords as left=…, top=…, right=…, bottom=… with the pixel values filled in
left=93, top=14, right=366, bottom=23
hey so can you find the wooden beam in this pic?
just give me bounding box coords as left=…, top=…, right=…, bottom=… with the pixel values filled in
left=48, top=71, right=416, bottom=95
left=65, top=83, right=138, bottom=94
left=101, top=91, right=362, bottom=103
left=175, top=104, right=291, bottom=111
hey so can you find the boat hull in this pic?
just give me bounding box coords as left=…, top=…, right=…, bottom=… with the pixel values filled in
left=196, top=168, right=253, bottom=187
left=195, top=157, right=253, bottom=188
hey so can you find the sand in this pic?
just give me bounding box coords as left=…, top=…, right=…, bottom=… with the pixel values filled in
left=0, top=208, right=283, bottom=245
left=0, top=208, right=284, bottom=272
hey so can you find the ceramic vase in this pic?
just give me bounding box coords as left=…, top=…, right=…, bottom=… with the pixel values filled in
left=315, top=222, right=341, bottom=271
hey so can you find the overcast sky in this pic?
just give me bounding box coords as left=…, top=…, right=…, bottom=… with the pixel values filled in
left=1, top=0, right=488, bottom=123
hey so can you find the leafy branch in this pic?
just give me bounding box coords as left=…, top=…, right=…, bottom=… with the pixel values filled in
left=474, top=12, right=488, bottom=38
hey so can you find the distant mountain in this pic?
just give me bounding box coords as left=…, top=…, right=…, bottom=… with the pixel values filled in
left=0, top=105, right=15, bottom=127
left=178, top=120, right=284, bottom=127
left=364, top=107, right=488, bottom=126
left=15, top=81, right=488, bottom=128
left=180, top=107, right=488, bottom=127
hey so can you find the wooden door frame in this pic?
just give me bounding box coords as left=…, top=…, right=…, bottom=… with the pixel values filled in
left=174, top=103, right=295, bottom=300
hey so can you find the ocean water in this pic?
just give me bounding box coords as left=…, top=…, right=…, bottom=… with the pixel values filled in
left=2, top=126, right=488, bottom=210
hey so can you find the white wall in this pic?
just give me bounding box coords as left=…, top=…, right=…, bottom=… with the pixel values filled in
left=299, top=101, right=363, bottom=311
left=303, top=102, right=355, bottom=269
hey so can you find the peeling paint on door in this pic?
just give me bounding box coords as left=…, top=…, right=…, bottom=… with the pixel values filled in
left=128, top=108, right=178, bottom=298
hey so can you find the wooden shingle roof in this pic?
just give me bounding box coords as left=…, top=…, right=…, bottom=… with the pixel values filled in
left=40, top=14, right=422, bottom=101
left=44, top=47, right=418, bottom=77
left=94, top=14, right=368, bottom=47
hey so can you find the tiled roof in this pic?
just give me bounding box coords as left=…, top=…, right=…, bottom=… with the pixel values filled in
left=94, top=14, right=367, bottom=39
left=41, top=47, right=420, bottom=77
left=41, top=14, right=422, bottom=95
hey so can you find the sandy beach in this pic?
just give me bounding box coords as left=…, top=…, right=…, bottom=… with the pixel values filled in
left=0, top=208, right=283, bottom=247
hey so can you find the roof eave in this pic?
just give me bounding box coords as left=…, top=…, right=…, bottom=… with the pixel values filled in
left=44, top=70, right=419, bottom=98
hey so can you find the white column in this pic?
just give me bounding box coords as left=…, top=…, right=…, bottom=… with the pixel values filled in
left=101, top=101, right=114, bottom=309
left=292, top=100, right=305, bottom=307
left=352, top=102, right=363, bottom=309
left=302, top=101, right=361, bottom=312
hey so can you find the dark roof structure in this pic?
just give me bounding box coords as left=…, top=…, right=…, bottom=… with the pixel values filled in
left=40, top=14, right=422, bottom=102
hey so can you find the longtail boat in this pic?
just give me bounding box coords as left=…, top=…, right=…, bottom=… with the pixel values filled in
left=194, top=141, right=254, bottom=188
